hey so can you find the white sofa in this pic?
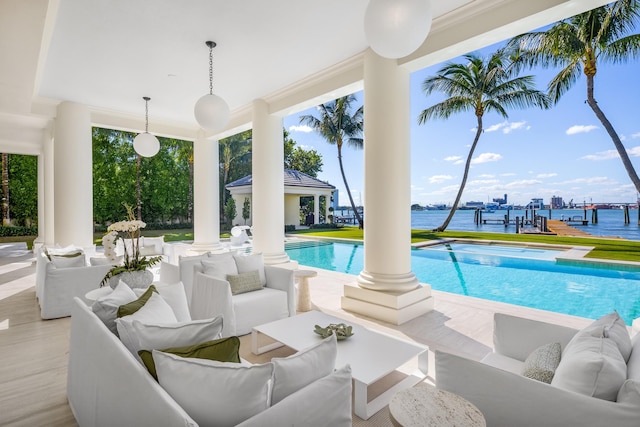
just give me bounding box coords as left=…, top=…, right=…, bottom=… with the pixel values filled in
left=436, top=313, right=640, bottom=427
left=67, top=297, right=352, bottom=427
left=159, top=253, right=296, bottom=336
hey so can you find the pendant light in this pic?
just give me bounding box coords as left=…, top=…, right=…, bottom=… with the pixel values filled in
left=133, top=96, right=160, bottom=157
left=364, top=0, right=433, bottom=59
left=194, top=41, right=230, bottom=133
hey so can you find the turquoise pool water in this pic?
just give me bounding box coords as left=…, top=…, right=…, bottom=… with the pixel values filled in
left=284, top=240, right=640, bottom=324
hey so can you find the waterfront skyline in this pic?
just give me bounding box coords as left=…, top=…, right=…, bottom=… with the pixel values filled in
left=283, top=24, right=640, bottom=209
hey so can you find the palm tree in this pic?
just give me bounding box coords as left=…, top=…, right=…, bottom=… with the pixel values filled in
left=507, top=0, right=640, bottom=192
left=1, top=153, right=8, bottom=225
left=299, top=95, right=364, bottom=227
left=418, top=49, right=550, bottom=232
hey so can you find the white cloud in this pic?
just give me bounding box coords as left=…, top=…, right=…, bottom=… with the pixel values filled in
left=505, top=179, right=542, bottom=188
left=444, top=155, right=464, bottom=165
left=428, top=175, right=453, bottom=184
left=537, top=173, right=558, bottom=179
left=566, top=124, right=598, bottom=135
left=501, top=172, right=516, bottom=177
left=628, top=146, right=640, bottom=156
left=484, top=120, right=530, bottom=134
left=288, top=125, right=313, bottom=133
left=471, top=152, right=502, bottom=164
left=581, top=146, right=640, bottom=161
left=468, top=179, right=499, bottom=185
left=633, top=132, right=640, bottom=139
left=478, top=174, right=495, bottom=178
left=562, top=176, right=610, bottom=185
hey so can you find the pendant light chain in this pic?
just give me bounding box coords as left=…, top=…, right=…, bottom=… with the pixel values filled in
left=144, top=97, right=149, bottom=132
left=209, top=45, right=214, bottom=95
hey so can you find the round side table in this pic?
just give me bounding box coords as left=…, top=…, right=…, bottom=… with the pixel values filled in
left=294, top=269, right=317, bottom=312
left=389, top=383, right=486, bottom=427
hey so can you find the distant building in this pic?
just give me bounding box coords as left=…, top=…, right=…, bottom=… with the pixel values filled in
left=465, top=201, right=484, bottom=209
left=525, top=198, right=545, bottom=209
left=551, top=195, right=564, bottom=209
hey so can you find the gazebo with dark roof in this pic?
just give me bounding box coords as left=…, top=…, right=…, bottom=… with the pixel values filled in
left=226, top=169, right=336, bottom=227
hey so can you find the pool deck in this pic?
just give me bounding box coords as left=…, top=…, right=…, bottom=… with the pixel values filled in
left=0, top=241, right=606, bottom=426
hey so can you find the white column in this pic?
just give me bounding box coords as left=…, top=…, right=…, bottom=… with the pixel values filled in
left=53, top=102, right=93, bottom=248
left=313, top=194, right=319, bottom=225
left=251, top=99, right=290, bottom=265
left=44, top=121, right=54, bottom=247
left=324, top=193, right=330, bottom=224
left=341, top=50, right=432, bottom=325
left=33, top=123, right=52, bottom=251
left=192, top=131, right=223, bottom=253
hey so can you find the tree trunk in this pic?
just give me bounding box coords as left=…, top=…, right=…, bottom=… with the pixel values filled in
left=136, top=154, right=142, bottom=220
left=337, top=144, right=363, bottom=227
left=585, top=74, right=640, bottom=194
left=434, top=115, right=484, bottom=232
left=1, top=153, right=9, bottom=226
left=188, top=152, right=193, bottom=222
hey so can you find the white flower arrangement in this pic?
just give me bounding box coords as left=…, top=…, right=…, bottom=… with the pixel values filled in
left=101, top=204, right=161, bottom=286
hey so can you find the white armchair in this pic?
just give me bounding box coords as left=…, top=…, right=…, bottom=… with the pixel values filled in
left=190, top=263, right=295, bottom=337
left=435, top=313, right=640, bottom=427
left=38, top=259, right=112, bottom=319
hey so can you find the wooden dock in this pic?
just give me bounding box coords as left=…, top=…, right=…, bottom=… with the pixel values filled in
left=547, top=219, right=595, bottom=237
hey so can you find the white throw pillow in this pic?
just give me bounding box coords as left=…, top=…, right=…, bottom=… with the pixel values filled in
left=153, top=350, right=272, bottom=427
left=233, top=252, right=266, bottom=285
left=129, top=316, right=223, bottom=362
left=155, top=282, right=192, bottom=322
left=50, top=253, right=86, bottom=268
left=567, top=312, right=632, bottom=363
left=178, top=253, right=211, bottom=294
left=626, top=334, right=640, bottom=380
left=617, top=379, right=640, bottom=405
left=116, top=292, right=178, bottom=357
left=201, top=258, right=238, bottom=281
left=270, top=334, right=337, bottom=405
left=91, top=281, right=137, bottom=335
left=551, top=335, right=627, bottom=401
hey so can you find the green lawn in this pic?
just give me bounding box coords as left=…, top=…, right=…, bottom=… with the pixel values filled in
left=5, top=226, right=640, bottom=263
left=290, top=227, right=640, bottom=262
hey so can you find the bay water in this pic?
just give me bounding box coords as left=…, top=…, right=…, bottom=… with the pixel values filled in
left=410, top=208, right=640, bottom=241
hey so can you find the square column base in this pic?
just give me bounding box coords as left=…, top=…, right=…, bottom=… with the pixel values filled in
left=341, top=283, right=434, bottom=325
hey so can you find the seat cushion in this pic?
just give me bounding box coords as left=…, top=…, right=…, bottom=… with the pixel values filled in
left=233, top=287, right=289, bottom=335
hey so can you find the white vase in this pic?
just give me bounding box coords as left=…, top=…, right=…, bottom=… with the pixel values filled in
left=109, top=270, right=154, bottom=289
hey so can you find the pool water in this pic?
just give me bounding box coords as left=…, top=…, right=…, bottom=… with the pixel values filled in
left=284, top=240, right=640, bottom=325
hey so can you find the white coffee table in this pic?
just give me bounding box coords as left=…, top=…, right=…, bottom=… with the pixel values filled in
left=251, top=310, right=428, bottom=420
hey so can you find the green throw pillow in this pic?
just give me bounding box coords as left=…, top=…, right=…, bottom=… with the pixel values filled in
left=139, top=336, right=241, bottom=380
left=117, top=285, right=157, bottom=318
left=227, top=270, right=262, bottom=295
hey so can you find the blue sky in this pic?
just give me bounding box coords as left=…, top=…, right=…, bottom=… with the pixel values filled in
left=283, top=36, right=640, bottom=208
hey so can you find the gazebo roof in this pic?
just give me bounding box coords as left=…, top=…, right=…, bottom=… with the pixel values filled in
left=227, top=169, right=335, bottom=190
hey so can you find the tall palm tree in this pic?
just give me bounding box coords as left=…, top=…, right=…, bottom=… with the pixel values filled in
left=299, top=95, right=364, bottom=227
left=219, top=132, right=252, bottom=212
left=508, top=0, right=640, bottom=192
left=419, top=49, right=550, bottom=232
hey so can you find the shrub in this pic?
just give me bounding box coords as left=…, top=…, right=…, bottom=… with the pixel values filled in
left=0, top=226, right=38, bottom=237
left=309, top=223, right=341, bottom=230
left=284, top=225, right=296, bottom=232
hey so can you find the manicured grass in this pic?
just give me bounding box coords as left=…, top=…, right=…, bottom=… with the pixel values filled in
left=289, top=227, right=640, bottom=263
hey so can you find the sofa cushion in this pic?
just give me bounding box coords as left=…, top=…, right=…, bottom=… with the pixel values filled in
left=91, top=281, right=138, bottom=335
left=153, top=350, right=272, bottom=427
left=271, top=334, right=337, bottom=405
left=568, top=312, right=632, bottom=363
left=627, top=334, right=640, bottom=380
left=201, top=258, right=238, bottom=281
left=116, top=292, right=178, bottom=357
left=521, top=342, right=561, bottom=383
left=617, top=379, right=640, bottom=405
left=234, top=287, right=290, bottom=335
left=551, top=335, right=627, bottom=401
left=139, top=335, right=239, bottom=380
left=155, top=282, right=191, bottom=322
left=124, top=316, right=224, bottom=363
left=227, top=270, right=263, bottom=295
left=117, top=285, right=157, bottom=317
left=233, top=253, right=266, bottom=285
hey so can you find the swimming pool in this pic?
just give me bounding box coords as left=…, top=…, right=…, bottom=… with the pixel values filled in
left=284, top=240, right=640, bottom=325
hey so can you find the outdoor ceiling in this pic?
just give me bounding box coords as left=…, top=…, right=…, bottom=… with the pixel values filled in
left=36, top=0, right=474, bottom=130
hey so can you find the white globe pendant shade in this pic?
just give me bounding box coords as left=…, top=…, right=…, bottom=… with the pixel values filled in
left=364, top=0, right=433, bottom=59
left=194, top=93, right=230, bottom=133
left=133, top=132, right=160, bottom=157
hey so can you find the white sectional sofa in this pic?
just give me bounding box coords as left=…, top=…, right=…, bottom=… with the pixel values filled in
left=67, top=296, right=352, bottom=426
left=436, top=312, right=640, bottom=427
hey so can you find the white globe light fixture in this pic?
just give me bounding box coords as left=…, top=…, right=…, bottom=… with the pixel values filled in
left=364, top=0, right=432, bottom=59
left=133, top=96, right=160, bottom=157
left=194, top=41, right=230, bottom=132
